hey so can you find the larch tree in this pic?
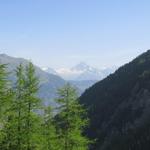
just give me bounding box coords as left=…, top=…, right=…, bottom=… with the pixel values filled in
left=0, top=64, right=10, bottom=120
left=0, top=63, right=91, bottom=150
left=41, top=106, right=60, bottom=150
left=0, top=64, right=15, bottom=150
left=13, top=64, right=26, bottom=150
left=55, top=83, right=90, bottom=150
left=23, top=62, right=42, bottom=150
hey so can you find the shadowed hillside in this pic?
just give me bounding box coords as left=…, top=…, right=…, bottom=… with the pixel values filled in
left=80, top=50, right=150, bottom=150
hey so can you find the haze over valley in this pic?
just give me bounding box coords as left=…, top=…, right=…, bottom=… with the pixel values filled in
left=0, top=53, right=117, bottom=104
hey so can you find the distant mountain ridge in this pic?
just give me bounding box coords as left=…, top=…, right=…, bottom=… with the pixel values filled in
left=0, top=54, right=66, bottom=106
left=42, top=62, right=116, bottom=81
left=0, top=54, right=116, bottom=107
left=69, top=80, right=97, bottom=94
left=80, top=50, right=150, bottom=150
left=42, top=67, right=57, bottom=75
left=0, top=54, right=99, bottom=105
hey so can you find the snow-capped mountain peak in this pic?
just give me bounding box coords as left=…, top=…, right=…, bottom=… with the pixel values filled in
left=41, top=62, right=117, bottom=81
left=71, top=62, right=91, bottom=71
left=41, top=67, right=57, bottom=75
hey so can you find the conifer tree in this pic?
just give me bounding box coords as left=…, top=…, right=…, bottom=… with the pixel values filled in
left=55, top=83, right=90, bottom=150
left=41, top=106, right=60, bottom=150
left=0, top=63, right=90, bottom=150
left=13, top=64, right=26, bottom=150
left=23, top=62, right=41, bottom=150
left=10, top=63, right=42, bottom=150
left=0, top=64, right=9, bottom=119
left=0, top=64, right=15, bottom=150
left=0, top=64, right=7, bottom=148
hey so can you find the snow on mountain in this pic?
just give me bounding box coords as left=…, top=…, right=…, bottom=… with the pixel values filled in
left=42, top=67, right=57, bottom=75
left=71, top=62, right=117, bottom=81
left=42, top=62, right=117, bottom=81
left=71, top=62, right=92, bottom=71
left=70, top=62, right=101, bottom=80
left=55, top=67, right=83, bottom=80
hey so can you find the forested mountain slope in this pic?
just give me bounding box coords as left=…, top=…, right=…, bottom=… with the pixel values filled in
left=80, top=50, right=150, bottom=150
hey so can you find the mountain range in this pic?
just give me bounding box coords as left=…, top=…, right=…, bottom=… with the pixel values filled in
left=2, top=50, right=150, bottom=149
left=80, top=50, right=150, bottom=150
left=0, top=53, right=116, bottom=107
left=0, top=54, right=115, bottom=106
left=42, top=62, right=116, bottom=81
left=42, top=63, right=116, bottom=93
left=0, top=54, right=66, bottom=106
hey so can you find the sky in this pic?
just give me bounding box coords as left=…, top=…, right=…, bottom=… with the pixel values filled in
left=0, top=0, right=150, bottom=69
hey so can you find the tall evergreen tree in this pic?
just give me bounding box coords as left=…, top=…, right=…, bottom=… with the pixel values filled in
left=13, top=64, right=26, bottom=150
left=0, top=64, right=9, bottom=119
left=0, top=63, right=90, bottom=150
left=55, top=83, right=90, bottom=150
left=41, top=106, right=60, bottom=150
left=0, top=64, right=15, bottom=150
left=10, top=63, right=43, bottom=150
left=23, top=62, right=41, bottom=150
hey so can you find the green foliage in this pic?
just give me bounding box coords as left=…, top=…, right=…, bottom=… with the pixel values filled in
left=0, top=64, right=14, bottom=149
left=80, top=50, right=150, bottom=150
left=41, top=106, right=60, bottom=150
left=23, top=62, right=42, bottom=150
left=0, top=63, right=90, bottom=150
left=0, top=64, right=11, bottom=118
left=55, top=83, right=90, bottom=150
left=13, top=64, right=26, bottom=150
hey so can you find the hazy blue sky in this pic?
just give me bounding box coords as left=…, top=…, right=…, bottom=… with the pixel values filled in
left=0, top=0, right=150, bottom=68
